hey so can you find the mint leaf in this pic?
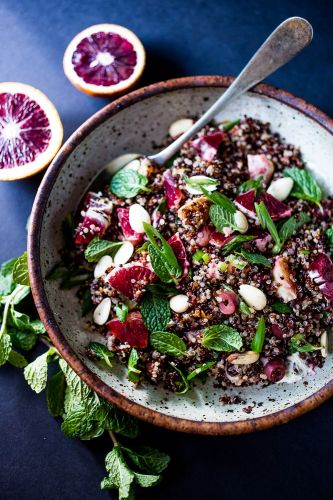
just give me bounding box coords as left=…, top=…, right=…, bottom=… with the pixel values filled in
left=187, top=361, right=216, bottom=381
left=238, top=176, right=263, bottom=194
left=47, top=370, right=66, bottom=417
left=111, top=168, right=149, bottom=198
left=150, top=331, right=186, bottom=357
left=238, top=249, right=272, bottom=268
left=102, top=402, right=139, bottom=438
left=24, top=349, right=54, bottom=393
left=202, top=324, right=243, bottom=352
left=12, top=251, right=30, bottom=286
left=134, top=472, right=160, bottom=487
left=272, top=302, right=293, bottom=313
left=141, top=292, right=171, bottom=332
left=59, top=358, right=91, bottom=399
left=289, top=334, right=321, bottom=353
left=251, top=316, right=266, bottom=353
left=127, top=348, right=141, bottom=383
left=84, top=238, right=122, bottom=263
left=116, top=303, right=129, bottom=322
left=278, top=212, right=310, bottom=244
left=0, top=333, right=12, bottom=366
left=0, top=257, right=17, bottom=297
left=223, top=118, right=240, bottom=131
left=221, top=235, right=256, bottom=255
left=61, top=402, right=98, bottom=439
left=122, top=445, right=170, bottom=474
left=88, top=342, right=114, bottom=368
left=209, top=204, right=237, bottom=233
left=102, top=446, right=134, bottom=499
left=169, top=362, right=189, bottom=394
left=284, top=167, right=322, bottom=205
left=7, top=349, right=28, bottom=368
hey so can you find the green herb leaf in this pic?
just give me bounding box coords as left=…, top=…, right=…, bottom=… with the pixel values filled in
left=81, top=289, right=94, bottom=316
left=202, top=324, right=243, bottom=352
left=143, top=223, right=182, bottom=283
left=255, top=201, right=281, bottom=253
left=111, top=168, right=149, bottom=198
left=169, top=362, right=190, bottom=394
left=284, top=167, right=322, bottom=205
left=9, top=330, right=38, bottom=351
left=239, top=300, right=252, bottom=316
left=102, top=446, right=134, bottom=498
left=278, top=212, right=311, bottom=245
left=326, top=226, right=333, bottom=255
left=116, top=303, right=129, bottom=323
left=7, top=349, right=28, bottom=368
left=88, top=342, right=114, bottom=368
left=24, top=348, right=54, bottom=393
left=251, top=316, right=266, bottom=353
left=127, top=348, right=141, bottom=383
left=238, top=177, right=263, bottom=194
left=102, top=402, right=139, bottom=438
left=272, top=302, right=293, bottom=313
left=187, top=361, right=216, bottom=381
left=47, top=370, right=66, bottom=417
left=133, top=472, right=161, bottom=487
left=59, top=358, right=92, bottom=400
left=146, top=283, right=178, bottom=296
left=201, top=187, right=236, bottom=213
left=0, top=333, right=11, bottom=366
left=12, top=251, right=30, bottom=286
left=122, top=446, right=170, bottom=474
left=223, top=118, right=241, bottom=131
left=84, top=238, right=123, bottom=263
left=141, top=292, right=171, bottom=332
left=289, top=333, right=321, bottom=353
left=61, top=401, right=99, bottom=439
left=238, top=249, right=272, bottom=267
left=221, top=235, right=256, bottom=255
left=150, top=331, right=186, bottom=357
left=0, top=257, right=17, bottom=297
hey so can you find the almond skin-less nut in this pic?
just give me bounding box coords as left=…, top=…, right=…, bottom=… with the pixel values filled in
left=93, top=297, right=111, bottom=325
left=227, top=351, right=260, bottom=365
left=113, top=241, right=134, bottom=266
left=234, top=210, right=249, bottom=233
left=94, top=255, right=113, bottom=278
left=272, top=256, right=297, bottom=302
left=320, top=331, right=328, bottom=358
left=239, top=284, right=267, bottom=310
left=169, top=294, right=190, bottom=313
left=267, top=177, right=294, bottom=201
left=168, top=118, right=194, bottom=139
left=129, top=203, right=151, bottom=233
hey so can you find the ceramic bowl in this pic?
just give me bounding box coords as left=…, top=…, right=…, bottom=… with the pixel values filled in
left=28, top=76, right=333, bottom=435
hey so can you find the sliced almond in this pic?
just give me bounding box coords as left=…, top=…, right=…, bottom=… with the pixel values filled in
left=94, top=255, right=113, bottom=279
left=227, top=351, right=260, bottom=365
left=113, top=241, right=134, bottom=266
left=129, top=203, right=151, bottom=233
left=93, top=297, right=111, bottom=325
left=320, top=331, right=328, bottom=358
left=234, top=210, right=249, bottom=233
left=168, top=118, right=194, bottom=139
left=267, top=177, right=294, bottom=201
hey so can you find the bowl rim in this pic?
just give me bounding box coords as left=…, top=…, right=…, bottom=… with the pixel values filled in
left=28, top=75, right=333, bottom=435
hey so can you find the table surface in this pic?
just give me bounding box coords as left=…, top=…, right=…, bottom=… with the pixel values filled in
left=1, top=0, right=333, bottom=499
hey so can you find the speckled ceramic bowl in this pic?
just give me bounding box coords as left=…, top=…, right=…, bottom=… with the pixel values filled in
left=28, top=76, right=333, bottom=435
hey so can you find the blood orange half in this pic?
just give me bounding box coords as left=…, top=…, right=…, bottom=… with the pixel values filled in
left=0, top=82, right=63, bottom=181
left=63, top=24, right=146, bottom=97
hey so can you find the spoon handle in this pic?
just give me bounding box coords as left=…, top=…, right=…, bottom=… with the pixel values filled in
left=149, top=17, right=313, bottom=166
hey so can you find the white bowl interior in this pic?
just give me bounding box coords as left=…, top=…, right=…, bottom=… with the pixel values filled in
left=39, top=86, right=333, bottom=424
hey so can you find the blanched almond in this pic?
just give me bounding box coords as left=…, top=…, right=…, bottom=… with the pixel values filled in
left=272, top=256, right=297, bottom=303
left=227, top=351, right=260, bottom=365
left=239, top=284, right=267, bottom=310
left=267, top=177, right=294, bottom=201
left=94, top=255, right=113, bottom=279
left=93, top=297, right=111, bottom=325
left=234, top=210, right=249, bottom=233
left=169, top=118, right=194, bottom=139
left=129, top=203, right=151, bottom=233
left=169, top=294, right=190, bottom=313
left=113, top=241, right=134, bottom=266
left=320, top=331, right=328, bottom=358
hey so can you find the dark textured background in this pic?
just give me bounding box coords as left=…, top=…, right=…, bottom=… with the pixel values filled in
left=0, top=1, right=333, bottom=498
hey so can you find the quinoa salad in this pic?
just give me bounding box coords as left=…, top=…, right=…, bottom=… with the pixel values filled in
left=51, top=117, right=333, bottom=394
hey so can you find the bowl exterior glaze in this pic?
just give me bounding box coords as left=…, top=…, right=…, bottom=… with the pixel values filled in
left=28, top=76, right=333, bottom=435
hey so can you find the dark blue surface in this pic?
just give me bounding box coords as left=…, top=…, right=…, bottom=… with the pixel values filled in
left=1, top=1, right=333, bottom=499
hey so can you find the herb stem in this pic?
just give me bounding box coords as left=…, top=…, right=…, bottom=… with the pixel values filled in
left=0, top=284, right=27, bottom=339
left=108, top=430, right=118, bottom=446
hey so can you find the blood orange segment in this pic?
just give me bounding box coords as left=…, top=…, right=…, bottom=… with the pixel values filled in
left=163, top=169, right=183, bottom=209
left=168, top=234, right=189, bottom=277
left=191, top=131, right=226, bottom=161
left=0, top=82, right=63, bottom=181
left=75, top=192, right=113, bottom=245
left=63, top=24, right=146, bottom=96
left=235, top=189, right=292, bottom=220
left=108, top=263, right=156, bottom=301
left=117, top=207, right=143, bottom=246
left=107, top=311, right=148, bottom=348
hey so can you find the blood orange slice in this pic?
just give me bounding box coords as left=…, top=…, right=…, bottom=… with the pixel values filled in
left=0, top=82, right=63, bottom=181
left=108, top=263, right=156, bottom=301
left=168, top=234, right=189, bottom=277
left=107, top=311, right=148, bottom=348
left=63, top=24, right=146, bottom=96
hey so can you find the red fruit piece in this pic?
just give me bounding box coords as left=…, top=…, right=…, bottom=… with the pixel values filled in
left=309, top=252, right=333, bottom=285
left=108, top=263, right=156, bottom=301
left=254, top=232, right=272, bottom=252
left=234, top=189, right=291, bottom=220
left=191, top=131, right=226, bottom=161
left=319, top=281, right=333, bottom=302
left=168, top=233, right=190, bottom=278
left=75, top=191, right=113, bottom=245
left=117, top=207, right=143, bottom=246
left=107, top=311, right=148, bottom=348
left=271, top=324, right=284, bottom=339
left=264, top=359, right=285, bottom=382
left=247, top=154, right=274, bottom=184
left=210, top=231, right=233, bottom=247
left=216, top=290, right=239, bottom=315
left=163, top=169, right=183, bottom=209
left=196, top=225, right=212, bottom=247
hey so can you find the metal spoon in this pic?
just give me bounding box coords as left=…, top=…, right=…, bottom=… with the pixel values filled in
left=85, top=16, right=313, bottom=193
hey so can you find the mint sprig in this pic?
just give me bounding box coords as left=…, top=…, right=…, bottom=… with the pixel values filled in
left=111, top=168, right=150, bottom=198
left=201, top=324, right=243, bottom=352
left=289, top=333, right=321, bottom=353
left=150, top=331, right=186, bottom=357
left=284, top=167, right=322, bottom=206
